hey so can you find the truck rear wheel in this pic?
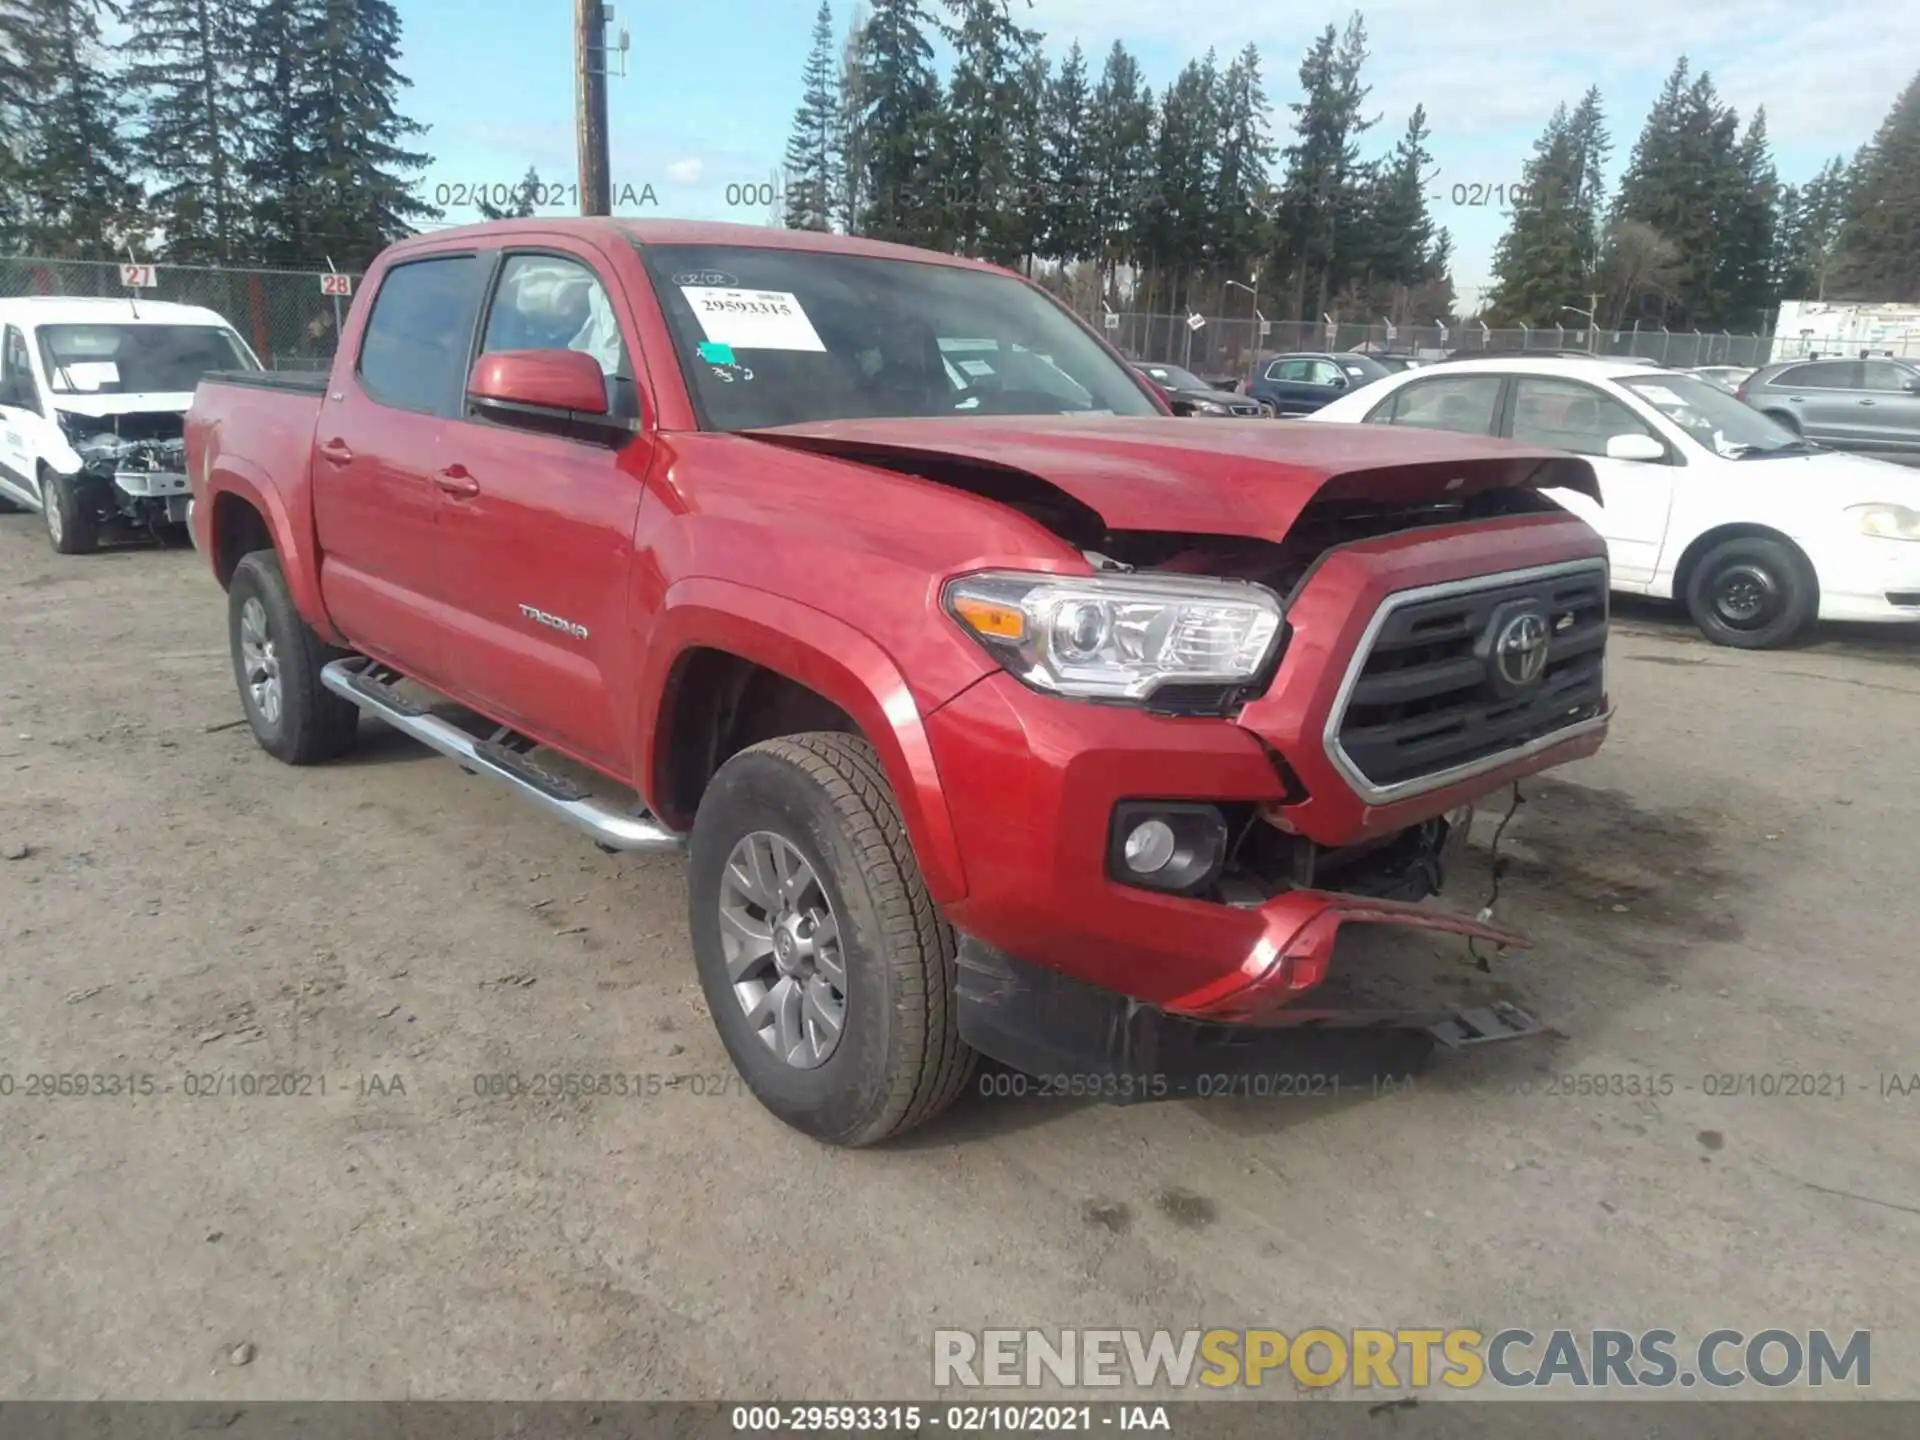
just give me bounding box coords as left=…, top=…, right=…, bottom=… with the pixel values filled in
left=227, top=550, right=361, bottom=765
left=41, top=469, right=98, bottom=555
left=687, top=733, right=975, bottom=1146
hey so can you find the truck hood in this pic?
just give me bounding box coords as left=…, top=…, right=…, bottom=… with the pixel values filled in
left=747, top=415, right=1599, bottom=541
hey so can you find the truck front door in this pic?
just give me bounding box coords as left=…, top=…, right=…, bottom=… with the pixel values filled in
left=430, top=244, right=654, bottom=776
left=312, top=251, right=490, bottom=688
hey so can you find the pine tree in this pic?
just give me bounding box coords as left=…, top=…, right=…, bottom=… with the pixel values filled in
left=240, top=0, right=310, bottom=266
left=1087, top=42, right=1153, bottom=297
left=16, top=0, right=142, bottom=257
left=935, top=0, right=1039, bottom=258
left=1610, top=59, right=1745, bottom=326
left=1211, top=44, right=1275, bottom=282
left=1830, top=71, right=1920, bottom=301
left=1484, top=89, right=1610, bottom=326
left=0, top=0, right=36, bottom=123
left=1272, top=15, right=1378, bottom=321
left=1042, top=42, right=1096, bottom=266
left=476, top=166, right=543, bottom=220
left=782, top=0, right=838, bottom=232
left=0, top=0, right=37, bottom=252
left=998, top=50, right=1049, bottom=269
left=123, top=0, right=251, bottom=262
left=851, top=0, right=943, bottom=244
left=300, top=0, right=436, bottom=265
left=244, top=0, right=437, bottom=268
left=1774, top=156, right=1849, bottom=300
left=834, top=4, right=870, bottom=233
left=1140, top=55, right=1219, bottom=308
left=1363, top=105, right=1441, bottom=309
left=1714, top=109, right=1779, bottom=330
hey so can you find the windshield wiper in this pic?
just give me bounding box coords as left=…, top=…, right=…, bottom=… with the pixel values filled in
left=1736, top=439, right=1823, bottom=459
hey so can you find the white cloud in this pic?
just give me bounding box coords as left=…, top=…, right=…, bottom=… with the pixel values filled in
left=666, top=157, right=706, bottom=185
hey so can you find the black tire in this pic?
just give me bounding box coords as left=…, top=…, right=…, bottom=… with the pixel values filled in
left=41, top=469, right=98, bottom=555
left=227, top=550, right=361, bottom=764
left=1684, top=536, right=1818, bottom=649
left=688, top=733, right=975, bottom=1146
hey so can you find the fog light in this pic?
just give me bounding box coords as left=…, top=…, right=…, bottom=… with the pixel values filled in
left=1107, top=802, right=1229, bottom=895
left=1123, top=819, right=1178, bottom=873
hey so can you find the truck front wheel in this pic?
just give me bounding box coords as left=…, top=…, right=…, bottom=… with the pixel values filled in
left=227, top=550, right=361, bottom=764
left=688, top=733, right=976, bottom=1146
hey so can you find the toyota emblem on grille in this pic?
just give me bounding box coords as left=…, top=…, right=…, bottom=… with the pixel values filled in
left=1493, top=610, right=1550, bottom=689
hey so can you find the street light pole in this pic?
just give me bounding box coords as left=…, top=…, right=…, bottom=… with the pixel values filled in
left=1226, top=277, right=1265, bottom=374
left=1561, top=294, right=1602, bottom=353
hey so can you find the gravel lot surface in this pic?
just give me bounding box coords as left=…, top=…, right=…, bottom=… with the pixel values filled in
left=1, top=517, right=1915, bottom=1413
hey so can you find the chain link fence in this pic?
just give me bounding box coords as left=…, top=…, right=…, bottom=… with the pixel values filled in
left=1088, top=314, right=1914, bottom=382
left=8, top=255, right=1902, bottom=386
left=0, top=257, right=363, bottom=371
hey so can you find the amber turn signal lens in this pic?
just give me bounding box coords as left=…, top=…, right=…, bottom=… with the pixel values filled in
left=951, top=596, right=1027, bottom=640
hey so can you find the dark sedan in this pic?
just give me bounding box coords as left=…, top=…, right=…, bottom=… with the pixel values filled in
left=1133, top=363, right=1267, bottom=417
left=1244, top=351, right=1391, bottom=415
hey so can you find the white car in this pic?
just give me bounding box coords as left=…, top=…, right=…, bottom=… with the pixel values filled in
left=1309, top=356, right=1920, bottom=648
left=0, top=296, right=262, bottom=554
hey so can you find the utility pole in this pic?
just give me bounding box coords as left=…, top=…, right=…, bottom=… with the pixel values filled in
left=574, top=0, right=612, bottom=216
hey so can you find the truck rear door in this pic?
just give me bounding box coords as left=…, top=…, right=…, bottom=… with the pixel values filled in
left=312, top=250, right=490, bottom=688
left=429, top=239, right=654, bottom=776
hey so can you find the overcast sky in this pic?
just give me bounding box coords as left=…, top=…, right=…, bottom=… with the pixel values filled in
left=404, top=0, right=1920, bottom=309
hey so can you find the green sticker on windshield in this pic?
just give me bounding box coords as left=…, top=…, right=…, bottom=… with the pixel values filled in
left=697, top=340, right=736, bottom=365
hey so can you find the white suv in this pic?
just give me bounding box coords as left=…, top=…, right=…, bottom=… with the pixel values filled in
left=0, top=296, right=262, bottom=554
left=1309, top=355, right=1920, bottom=648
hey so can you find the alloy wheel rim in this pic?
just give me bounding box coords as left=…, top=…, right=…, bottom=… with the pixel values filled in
left=238, top=597, right=283, bottom=726
left=43, top=489, right=62, bottom=544
left=718, top=830, right=847, bottom=1069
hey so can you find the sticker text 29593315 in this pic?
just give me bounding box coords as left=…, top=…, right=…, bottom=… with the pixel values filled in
left=679, top=287, right=826, bottom=353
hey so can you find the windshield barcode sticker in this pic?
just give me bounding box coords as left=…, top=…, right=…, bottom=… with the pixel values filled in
left=679, top=287, right=825, bottom=352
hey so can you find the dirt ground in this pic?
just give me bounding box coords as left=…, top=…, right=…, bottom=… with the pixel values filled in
left=1, top=514, right=1917, bottom=1406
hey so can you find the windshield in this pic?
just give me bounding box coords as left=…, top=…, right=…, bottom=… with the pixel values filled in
left=1138, top=364, right=1209, bottom=390
left=1618, top=373, right=1810, bottom=458
left=37, top=323, right=258, bottom=396
left=634, top=244, right=1160, bottom=429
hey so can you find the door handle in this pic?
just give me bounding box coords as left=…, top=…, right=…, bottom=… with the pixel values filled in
left=1858, top=399, right=1876, bottom=407
left=432, top=464, right=480, bottom=498
left=318, top=437, right=354, bottom=466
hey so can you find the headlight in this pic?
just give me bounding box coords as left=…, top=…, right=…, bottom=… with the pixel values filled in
left=943, top=570, right=1284, bottom=702
left=1191, top=399, right=1230, bottom=415
left=1849, top=503, right=1920, bottom=540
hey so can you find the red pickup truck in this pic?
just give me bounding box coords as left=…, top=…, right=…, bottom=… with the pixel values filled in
left=186, top=219, right=1613, bottom=1146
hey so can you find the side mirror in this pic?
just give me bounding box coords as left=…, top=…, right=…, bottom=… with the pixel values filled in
left=1905, top=377, right=1920, bottom=394
left=1329, top=374, right=1349, bottom=390
left=1604, top=432, right=1665, bottom=463
left=468, top=349, right=609, bottom=417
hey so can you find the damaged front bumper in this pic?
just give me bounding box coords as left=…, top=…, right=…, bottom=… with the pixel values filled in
left=58, top=412, right=192, bottom=528
left=955, top=903, right=1545, bottom=1098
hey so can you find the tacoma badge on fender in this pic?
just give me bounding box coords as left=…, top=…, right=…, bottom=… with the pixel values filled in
left=519, top=604, right=589, bottom=640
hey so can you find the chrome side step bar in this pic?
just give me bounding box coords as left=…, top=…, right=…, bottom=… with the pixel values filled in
left=319, top=658, right=683, bottom=854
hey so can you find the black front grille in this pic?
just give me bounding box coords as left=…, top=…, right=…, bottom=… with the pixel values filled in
left=1333, top=564, right=1609, bottom=791
left=1228, top=402, right=1262, bottom=416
